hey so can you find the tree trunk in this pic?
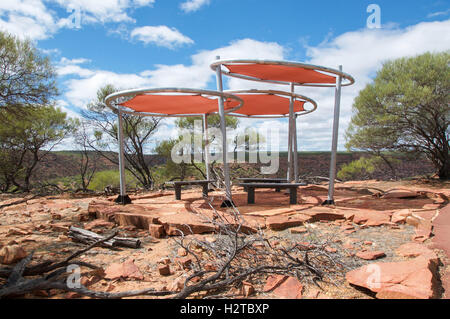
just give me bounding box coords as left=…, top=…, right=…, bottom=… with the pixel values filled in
left=438, top=159, right=450, bottom=180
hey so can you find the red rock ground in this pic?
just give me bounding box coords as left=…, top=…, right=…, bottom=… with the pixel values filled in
left=0, top=179, right=449, bottom=299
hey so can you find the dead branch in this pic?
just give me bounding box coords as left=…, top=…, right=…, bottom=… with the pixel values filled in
left=68, top=226, right=141, bottom=249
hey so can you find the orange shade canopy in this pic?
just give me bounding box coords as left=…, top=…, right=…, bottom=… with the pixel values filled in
left=120, top=94, right=240, bottom=115
left=224, top=63, right=336, bottom=85
left=231, top=93, right=305, bottom=116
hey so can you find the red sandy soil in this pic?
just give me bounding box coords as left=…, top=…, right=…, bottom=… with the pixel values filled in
left=0, top=179, right=449, bottom=299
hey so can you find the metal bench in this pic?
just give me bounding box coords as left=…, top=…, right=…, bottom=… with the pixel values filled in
left=238, top=182, right=304, bottom=205
left=238, top=178, right=288, bottom=192
left=165, top=180, right=214, bottom=200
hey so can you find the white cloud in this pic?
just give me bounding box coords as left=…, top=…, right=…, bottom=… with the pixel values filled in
left=0, top=0, right=156, bottom=40
left=58, top=38, right=285, bottom=117
left=427, top=9, right=450, bottom=18
left=180, top=0, right=210, bottom=13
left=51, top=0, right=155, bottom=24
left=130, top=25, right=194, bottom=48
left=0, top=0, right=58, bottom=40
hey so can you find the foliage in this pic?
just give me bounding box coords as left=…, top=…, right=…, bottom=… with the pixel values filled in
left=0, top=105, right=75, bottom=192
left=346, top=51, right=450, bottom=179
left=337, top=156, right=384, bottom=181
left=81, top=84, right=162, bottom=189
left=88, top=170, right=140, bottom=192
left=0, top=31, right=57, bottom=118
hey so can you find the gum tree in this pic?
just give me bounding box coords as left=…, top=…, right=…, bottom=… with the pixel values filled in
left=82, top=85, right=162, bottom=190
left=0, top=31, right=57, bottom=118
left=346, top=51, right=450, bottom=179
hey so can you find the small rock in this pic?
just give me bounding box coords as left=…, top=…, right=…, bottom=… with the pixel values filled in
left=325, top=246, right=337, bottom=253
left=272, top=277, right=303, bottom=299
left=149, top=224, right=165, bottom=238
left=241, top=281, right=255, bottom=297
left=263, top=275, right=288, bottom=292
left=356, top=250, right=386, bottom=260
left=0, top=245, right=27, bottom=265
left=290, top=226, right=308, bottom=234
left=177, top=248, right=188, bottom=257
left=104, top=259, right=144, bottom=280
left=158, top=264, right=171, bottom=276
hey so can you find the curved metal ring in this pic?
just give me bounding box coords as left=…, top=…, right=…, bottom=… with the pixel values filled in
left=104, top=87, right=244, bottom=117
left=210, top=59, right=355, bottom=87
left=223, top=89, right=317, bottom=118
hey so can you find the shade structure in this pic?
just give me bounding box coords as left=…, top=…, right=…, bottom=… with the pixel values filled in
left=104, top=88, right=244, bottom=205
left=210, top=59, right=355, bottom=87
left=105, top=88, right=243, bottom=117
left=211, top=59, right=355, bottom=203
left=225, top=89, right=317, bottom=118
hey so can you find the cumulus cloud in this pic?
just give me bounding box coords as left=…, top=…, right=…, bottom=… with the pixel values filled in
left=180, top=0, right=210, bottom=13
left=58, top=38, right=285, bottom=110
left=130, top=26, right=194, bottom=48
left=0, top=0, right=155, bottom=40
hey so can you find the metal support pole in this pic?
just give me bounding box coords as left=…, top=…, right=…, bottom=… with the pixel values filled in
left=291, top=83, right=299, bottom=183
left=115, top=105, right=131, bottom=205
left=293, top=113, right=299, bottom=183
left=215, top=56, right=233, bottom=207
left=287, top=83, right=295, bottom=182
left=324, top=65, right=343, bottom=205
left=203, top=113, right=211, bottom=181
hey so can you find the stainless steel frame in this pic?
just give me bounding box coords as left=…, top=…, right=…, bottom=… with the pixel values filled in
left=104, top=87, right=244, bottom=204
left=211, top=59, right=354, bottom=204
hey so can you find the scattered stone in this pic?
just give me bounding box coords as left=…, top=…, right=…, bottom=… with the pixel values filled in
left=158, top=257, right=171, bottom=265
left=263, top=275, right=288, bottom=292
left=272, top=277, right=303, bottom=299
left=175, top=256, right=193, bottom=270
left=356, top=250, right=386, bottom=260
left=149, top=224, right=165, bottom=238
left=391, top=209, right=411, bottom=224
left=84, top=219, right=115, bottom=231
left=290, top=226, right=308, bottom=234
left=396, top=243, right=435, bottom=258
left=104, top=259, right=144, bottom=280
left=346, top=254, right=439, bottom=299
left=241, top=281, right=255, bottom=297
left=177, top=248, right=188, bottom=257
left=381, top=189, right=420, bottom=199
left=158, top=264, right=171, bottom=276
left=0, top=245, right=27, bottom=265
left=325, top=246, right=337, bottom=253
left=266, top=215, right=311, bottom=231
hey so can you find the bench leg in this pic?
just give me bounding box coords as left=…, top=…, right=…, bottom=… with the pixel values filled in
left=275, top=187, right=281, bottom=192
left=175, top=185, right=181, bottom=200
left=202, top=184, right=208, bottom=197
left=289, top=188, right=297, bottom=205
left=248, top=187, right=255, bottom=204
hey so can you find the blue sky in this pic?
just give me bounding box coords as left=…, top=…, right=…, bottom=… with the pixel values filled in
left=1, top=0, right=449, bottom=151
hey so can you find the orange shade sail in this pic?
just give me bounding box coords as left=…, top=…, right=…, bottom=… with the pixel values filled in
left=224, top=63, right=336, bottom=84
left=120, top=94, right=240, bottom=115
left=231, top=94, right=305, bottom=116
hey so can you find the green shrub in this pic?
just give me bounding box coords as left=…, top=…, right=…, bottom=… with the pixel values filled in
left=337, top=156, right=384, bottom=181
left=88, top=170, right=140, bottom=191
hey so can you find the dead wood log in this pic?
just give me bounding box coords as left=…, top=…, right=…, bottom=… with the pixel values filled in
left=68, top=226, right=141, bottom=249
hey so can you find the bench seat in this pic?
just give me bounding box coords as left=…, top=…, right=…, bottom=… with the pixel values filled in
left=165, top=180, right=214, bottom=200
left=238, top=182, right=305, bottom=204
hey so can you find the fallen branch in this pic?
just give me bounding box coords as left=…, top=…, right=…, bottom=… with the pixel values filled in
left=68, top=226, right=141, bottom=249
